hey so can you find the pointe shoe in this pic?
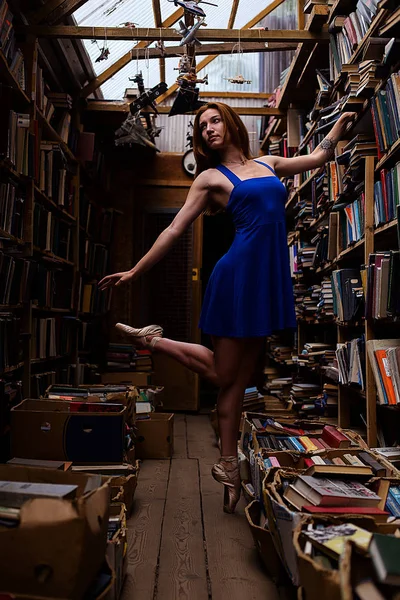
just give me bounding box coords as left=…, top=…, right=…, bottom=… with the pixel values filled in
left=115, top=323, right=164, bottom=350
left=211, top=456, right=241, bottom=514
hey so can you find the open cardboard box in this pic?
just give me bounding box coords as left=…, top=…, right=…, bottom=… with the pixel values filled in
left=244, top=499, right=287, bottom=584
left=293, top=515, right=400, bottom=600
left=135, top=413, right=174, bottom=459
left=11, top=399, right=126, bottom=463
left=106, top=503, right=127, bottom=600
left=0, top=464, right=110, bottom=599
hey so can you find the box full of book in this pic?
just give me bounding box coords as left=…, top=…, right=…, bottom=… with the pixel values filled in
left=244, top=499, right=286, bottom=584
left=106, top=502, right=127, bottom=600
left=11, top=399, right=127, bottom=463
left=0, top=464, right=110, bottom=598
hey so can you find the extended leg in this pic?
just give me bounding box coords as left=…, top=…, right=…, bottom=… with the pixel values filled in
left=146, top=337, right=220, bottom=386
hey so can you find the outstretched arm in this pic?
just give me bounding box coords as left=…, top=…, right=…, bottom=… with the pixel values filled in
left=260, top=112, right=357, bottom=178
left=98, top=171, right=210, bottom=290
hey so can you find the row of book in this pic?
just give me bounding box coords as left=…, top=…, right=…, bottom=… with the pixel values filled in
left=0, top=314, right=21, bottom=372
left=336, top=335, right=366, bottom=389
left=367, top=338, right=400, bottom=406
left=374, top=161, right=400, bottom=225
left=255, top=423, right=350, bottom=452
left=80, top=237, right=109, bottom=280
left=4, top=110, right=33, bottom=176
left=79, top=280, right=111, bottom=316
left=39, top=141, right=75, bottom=214
left=31, top=316, right=75, bottom=360
left=328, top=0, right=379, bottom=79
left=371, top=71, right=400, bottom=159
left=0, top=2, right=25, bottom=91
left=80, top=190, right=116, bottom=245
left=0, top=176, right=25, bottom=239
left=33, top=203, right=72, bottom=261
left=106, top=343, right=153, bottom=373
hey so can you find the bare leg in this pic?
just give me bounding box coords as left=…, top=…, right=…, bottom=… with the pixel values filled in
left=150, top=338, right=219, bottom=386
left=213, top=336, right=264, bottom=457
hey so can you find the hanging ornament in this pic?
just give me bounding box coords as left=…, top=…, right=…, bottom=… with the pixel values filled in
left=93, top=28, right=110, bottom=63
left=225, top=29, right=252, bottom=85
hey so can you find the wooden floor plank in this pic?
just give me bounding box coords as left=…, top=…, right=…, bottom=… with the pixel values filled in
left=186, top=414, right=219, bottom=462
left=196, top=420, right=280, bottom=600
left=156, top=458, right=209, bottom=600
left=121, top=460, right=170, bottom=600
left=173, top=413, right=187, bottom=458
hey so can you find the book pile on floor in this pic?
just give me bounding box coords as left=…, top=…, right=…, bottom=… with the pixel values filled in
left=0, top=382, right=146, bottom=599
left=240, top=410, right=400, bottom=598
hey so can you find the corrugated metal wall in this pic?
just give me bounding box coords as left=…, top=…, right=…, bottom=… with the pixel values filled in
left=155, top=95, right=262, bottom=155
left=259, top=0, right=297, bottom=92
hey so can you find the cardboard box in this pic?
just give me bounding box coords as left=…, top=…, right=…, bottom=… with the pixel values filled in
left=101, top=372, right=152, bottom=386
left=106, top=503, right=127, bottom=600
left=0, top=464, right=110, bottom=599
left=101, top=461, right=140, bottom=517
left=11, top=399, right=126, bottom=463
left=135, top=413, right=174, bottom=459
left=244, top=499, right=286, bottom=584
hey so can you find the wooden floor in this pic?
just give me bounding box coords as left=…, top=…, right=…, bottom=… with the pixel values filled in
left=121, top=414, right=281, bottom=600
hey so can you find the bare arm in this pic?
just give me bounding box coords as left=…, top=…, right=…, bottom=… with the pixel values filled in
left=98, top=171, right=210, bottom=289
left=261, top=112, right=357, bottom=178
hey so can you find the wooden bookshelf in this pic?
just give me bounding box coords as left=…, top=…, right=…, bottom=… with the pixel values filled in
left=281, top=3, right=400, bottom=445
left=0, top=26, right=113, bottom=408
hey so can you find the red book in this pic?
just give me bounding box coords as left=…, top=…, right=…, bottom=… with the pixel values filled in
left=311, top=438, right=325, bottom=450
left=317, top=438, right=329, bottom=449
left=303, top=506, right=389, bottom=516
left=370, top=105, right=383, bottom=160
left=321, top=425, right=351, bottom=448
left=304, top=458, right=314, bottom=468
left=380, top=169, right=389, bottom=222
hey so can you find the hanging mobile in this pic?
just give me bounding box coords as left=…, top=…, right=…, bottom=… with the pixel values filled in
left=182, top=121, right=196, bottom=176
left=225, top=30, right=252, bottom=84
left=94, top=28, right=110, bottom=62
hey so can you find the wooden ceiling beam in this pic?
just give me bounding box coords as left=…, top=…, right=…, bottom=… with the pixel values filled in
left=151, top=0, right=165, bottom=82
left=155, top=0, right=289, bottom=105
left=30, top=0, right=89, bottom=25
left=21, top=25, right=329, bottom=43
left=227, top=0, right=240, bottom=29
left=85, top=102, right=283, bottom=116
left=79, top=8, right=183, bottom=98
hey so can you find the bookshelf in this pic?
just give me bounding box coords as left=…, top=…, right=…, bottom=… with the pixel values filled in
left=0, top=18, right=115, bottom=452
left=263, top=1, right=400, bottom=446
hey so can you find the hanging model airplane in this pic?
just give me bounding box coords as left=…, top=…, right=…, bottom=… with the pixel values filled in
left=168, top=0, right=217, bottom=17
left=115, top=114, right=160, bottom=151
left=225, top=74, right=252, bottom=84
left=129, top=77, right=168, bottom=115
left=177, top=71, right=208, bottom=86
left=177, top=17, right=206, bottom=47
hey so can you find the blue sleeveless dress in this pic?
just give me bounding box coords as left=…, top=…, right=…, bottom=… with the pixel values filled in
left=199, top=160, right=296, bottom=338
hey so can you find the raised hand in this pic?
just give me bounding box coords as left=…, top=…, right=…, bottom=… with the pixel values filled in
left=339, top=112, right=357, bottom=126
left=98, top=270, right=134, bottom=291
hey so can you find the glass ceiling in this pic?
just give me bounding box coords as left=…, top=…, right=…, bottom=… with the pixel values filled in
left=73, top=0, right=274, bottom=99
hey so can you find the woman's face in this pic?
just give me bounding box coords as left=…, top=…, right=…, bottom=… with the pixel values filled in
left=199, top=108, right=230, bottom=150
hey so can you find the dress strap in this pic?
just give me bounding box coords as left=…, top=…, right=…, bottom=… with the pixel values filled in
left=215, top=164, right=242, bottom=186
left=253, top=159, right=276, bottom=176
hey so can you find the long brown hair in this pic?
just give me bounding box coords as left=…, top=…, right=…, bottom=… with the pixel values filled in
left=193, top=102, right=252, bottom=214
left=193, top=102, right=252, bottom=176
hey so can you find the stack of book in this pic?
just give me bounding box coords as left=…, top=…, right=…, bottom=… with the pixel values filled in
left=294, top=285, right=320, bottom=322
left=298, top=343, right=336, bottom=370
left=268, top=339, right=294, bottom=365
left=372, top=447, right=400, bottom=466
left=356, top=59, right=381, bottom=97
left=243, top=387, right=265, bottom=412
left=105, top=343, right=153, bottom=373
left=289, top=382, right=322, bottom=412
left=264, top=376, right=292, bottom=401
left=316, top=279, right=335, bottom=321
left=295, top=203, right=314, bottom=232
